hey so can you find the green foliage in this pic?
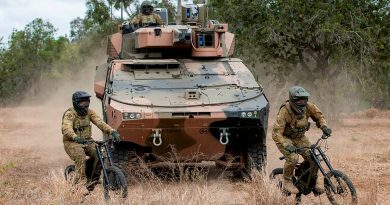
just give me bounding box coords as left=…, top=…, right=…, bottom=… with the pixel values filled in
left=0, top=19, right=61, bottom=100
left=1, top=0, right=388, bottom=109
left=209, top=0, right=390, bottom=108
left=0, top=18, right=98, bottom=104
left=84, top=0, right=111, bottom=34
left=70, top=17, right=86, bottom=40
left=109, top=0, right=135, bottom=19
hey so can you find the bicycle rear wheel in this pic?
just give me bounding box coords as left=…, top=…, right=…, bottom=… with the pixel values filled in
left=325, top=170, right=357, bottom=205
left=64, top=165, right=77, bottom=185
left=103, top=165, right=128, bottom=200
left=269, top=168, right=284, bottom=189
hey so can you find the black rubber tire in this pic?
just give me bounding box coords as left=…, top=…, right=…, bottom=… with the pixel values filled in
left=112, top=146, right=129, bottom=165
left=246, top=141, right=267, bottom=173
left=64, top=165, right=75, bottom=181
left=270, top=168, right=284, bottom=189
left=270, top=168, right=284, bottom=179
left=103, top=165, right=128, bottom=200
left=325, top=170, right=357, bottom=205
left=232, top=141, right=266, bottom=180
left=111, top=145, right=130, bottom=175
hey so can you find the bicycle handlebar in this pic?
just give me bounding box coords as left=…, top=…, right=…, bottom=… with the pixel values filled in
left=278, top=134, right=331, bottom=161
left=82, top=138, right=113, bottom=145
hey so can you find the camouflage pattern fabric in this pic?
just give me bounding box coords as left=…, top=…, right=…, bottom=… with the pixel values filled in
left=272, top=101, right=327, bottom=180
left=62, top=107, right=114, bottom=183
left=63, top=141, right=101, bottom=184
left=62, top=108, right=114, bottom=142
left=131, top=13, right=164, bottom=26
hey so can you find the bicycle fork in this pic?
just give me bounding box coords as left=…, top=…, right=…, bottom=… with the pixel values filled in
left=96, top=144, right=110, bottom=188
left=311, top=147, right=339, bottom=193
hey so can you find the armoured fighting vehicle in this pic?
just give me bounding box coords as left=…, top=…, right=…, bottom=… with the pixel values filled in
left=94, top=4, right=269, bottom=176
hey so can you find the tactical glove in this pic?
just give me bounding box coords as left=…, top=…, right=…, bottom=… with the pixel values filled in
left=285, top=144, right=297, bottom=153
left=111, top=130, right=121, bottom=142
left=322, top=126, right=332, bottom=136
left=74, top=136, right=87, bottom=144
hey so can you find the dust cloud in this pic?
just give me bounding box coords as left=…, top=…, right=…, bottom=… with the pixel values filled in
left=0, top=51, right=376, bottom=166
left=0, top=50, right=107, bottom=163
left=1, top=48, right=390, bottom=204
left=253, top=63, right=371, bottom=120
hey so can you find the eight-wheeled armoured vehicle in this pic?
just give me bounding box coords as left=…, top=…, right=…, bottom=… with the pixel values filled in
left=94, top=3, right=269, bottom=176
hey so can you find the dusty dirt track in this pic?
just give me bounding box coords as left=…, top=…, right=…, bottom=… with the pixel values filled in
left=0, top=102, right=389, bottom=204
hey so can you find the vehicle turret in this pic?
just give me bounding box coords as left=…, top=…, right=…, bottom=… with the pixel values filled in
left=107, top=4, right=235, bottom=60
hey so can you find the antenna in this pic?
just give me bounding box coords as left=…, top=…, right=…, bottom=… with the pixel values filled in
left=120, top=0, right=124, bottom=21
left=176, top=0, right=182, bottom=25
left=110, top=1, right=113, bottom=33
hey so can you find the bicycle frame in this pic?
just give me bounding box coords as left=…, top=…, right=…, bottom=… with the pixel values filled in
left=293, top=137, right=339, bottom=193
left=94, top=141, right=115, bottom=188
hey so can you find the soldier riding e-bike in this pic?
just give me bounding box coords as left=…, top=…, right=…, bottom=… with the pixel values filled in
left=272, top=86, right=332, bottom=194
left=61, top=91, right=121, bottom=194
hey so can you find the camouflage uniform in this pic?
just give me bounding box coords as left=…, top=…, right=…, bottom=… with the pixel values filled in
left=62, top=107, right=114, bottom=183
left=272, top=101, right=327, bottom=180
left=131, top=13, right=164, bottom=27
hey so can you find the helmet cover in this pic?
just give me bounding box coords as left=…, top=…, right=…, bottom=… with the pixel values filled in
left=288, top=86, right=310, bottom=115
left=141, top=1, right=154, bottom=15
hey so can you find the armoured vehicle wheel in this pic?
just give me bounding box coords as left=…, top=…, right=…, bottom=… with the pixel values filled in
left=246, top=140, right=267, bottom=174
left=112, top=146, right=129, bottom=174
left=232, top=140, right=266, bottom=180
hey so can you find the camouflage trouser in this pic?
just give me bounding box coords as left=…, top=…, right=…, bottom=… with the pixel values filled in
left=276, top=136, right=319, bottom=180
left=64, top=141, right=100, bottom=184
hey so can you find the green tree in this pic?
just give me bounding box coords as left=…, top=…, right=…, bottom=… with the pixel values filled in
left=70, top=17, right=86, bottom=40
left=0, top=18, right=68, bottom=102
left=210, top=0, right=390, bottom=111
left=84, top=0, right=111, bottom=34
left=109, top=0, right=135, bottom=19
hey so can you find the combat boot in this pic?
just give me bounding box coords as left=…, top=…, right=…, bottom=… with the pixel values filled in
left=314, top=175, right=325, bottom=194
left=283, top=179, right=299, bottom=194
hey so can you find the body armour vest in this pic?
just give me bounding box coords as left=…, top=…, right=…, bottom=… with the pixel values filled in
left=63, top=108, right=92, bottom=140
left=281, top=102, right=310, bottom=139
left=73, top=114, right=92, bottom=139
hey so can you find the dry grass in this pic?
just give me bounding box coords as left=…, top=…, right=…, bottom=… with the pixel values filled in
left=0, top=150, right=292, bottom=205
left=1, top=106, right=390, bottom=204
left=364, top=108, right=379, bottom=119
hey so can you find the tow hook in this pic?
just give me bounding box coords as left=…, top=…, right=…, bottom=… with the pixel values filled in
left=219, top=128, right=230, bottom=145
left=151, top=129, right=163, bottom=146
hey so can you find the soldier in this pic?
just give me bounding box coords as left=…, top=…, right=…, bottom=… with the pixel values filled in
left=62, top=91, right=121, bottom=194
left=130, top=1, right=164, bottom=27
left=272, top=86, right=332, bottom=194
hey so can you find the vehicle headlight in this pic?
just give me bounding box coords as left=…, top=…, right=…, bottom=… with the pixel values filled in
left=122, top=112, right=142, bottom=120
left=239, top=111, right=259, bottom=118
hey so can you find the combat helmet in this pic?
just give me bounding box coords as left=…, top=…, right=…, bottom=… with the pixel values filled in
left=72, top=91, right=91, bottom=116
left=141, top=1, right=154, bottom=15
left=289, top=86, right=310, bottom=115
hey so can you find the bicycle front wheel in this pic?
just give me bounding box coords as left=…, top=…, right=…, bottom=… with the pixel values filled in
left=103, top=165, right=128, bottom=200
left=325, top=170, right=357, bottom=205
